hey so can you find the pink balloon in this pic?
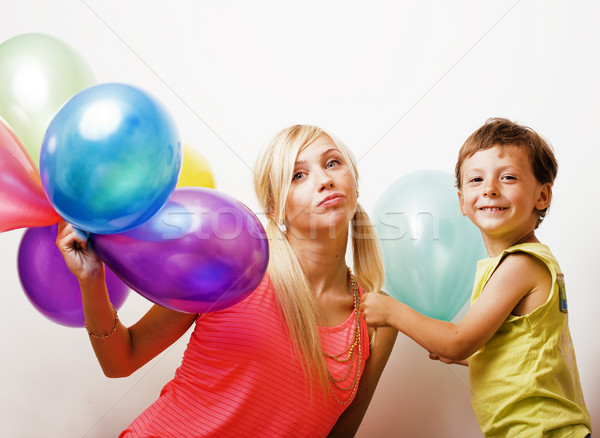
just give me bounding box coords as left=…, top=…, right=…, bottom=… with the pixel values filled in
left=0, top=118, right=60, bottom=232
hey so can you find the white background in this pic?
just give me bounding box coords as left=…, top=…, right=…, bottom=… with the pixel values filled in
left=1, top=1, right=598, bottom=437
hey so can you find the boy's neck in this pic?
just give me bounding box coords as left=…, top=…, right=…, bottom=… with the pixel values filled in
left=483, top=229, right=540, bottom=258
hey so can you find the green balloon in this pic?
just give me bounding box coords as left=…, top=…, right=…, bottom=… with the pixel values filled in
left=373, top=170, right=487, bottom=321
left=0, top=33, right=95, bottom=166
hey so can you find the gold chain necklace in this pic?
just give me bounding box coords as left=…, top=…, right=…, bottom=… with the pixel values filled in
left=323, top=267, right=362, bottom=405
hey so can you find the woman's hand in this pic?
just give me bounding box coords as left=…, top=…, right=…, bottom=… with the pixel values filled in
left=56, top=221, right=104, bottom=282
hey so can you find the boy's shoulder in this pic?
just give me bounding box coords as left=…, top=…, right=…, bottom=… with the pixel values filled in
left=496, top=243, right=554, bottom=276
left=496, top=250, right=548, bottom=275
left=491, top=245, right=554, bottom=304
left=498, top=242, right=558, bottom=272
left=497, top=250, right=549, bottom=278
left=475, top=248, right=552, bottom=316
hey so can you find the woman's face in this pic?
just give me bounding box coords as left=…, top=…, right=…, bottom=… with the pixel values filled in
left=284, top=135, right=358, bottom=239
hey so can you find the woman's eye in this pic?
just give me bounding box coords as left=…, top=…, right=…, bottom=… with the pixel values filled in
left=326, top=159, right=340, bottom=169
left=293, top=172, right=305, bottom=181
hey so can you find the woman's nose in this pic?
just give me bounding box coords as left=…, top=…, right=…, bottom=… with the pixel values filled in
left=318, top=171, right=334, bottom=192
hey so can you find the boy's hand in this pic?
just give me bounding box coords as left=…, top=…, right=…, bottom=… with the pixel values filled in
left=359, top=292, right=395, bottom=327
left=428, top=352, right=468, bottom=366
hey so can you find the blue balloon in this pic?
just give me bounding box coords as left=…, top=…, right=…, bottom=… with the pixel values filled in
left=39, top=83, right=181, bottom=234
left=372, top=170, right=486, bottom=321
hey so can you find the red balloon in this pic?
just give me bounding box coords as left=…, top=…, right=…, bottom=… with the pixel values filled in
left=0, top=117, right=60, bottom=232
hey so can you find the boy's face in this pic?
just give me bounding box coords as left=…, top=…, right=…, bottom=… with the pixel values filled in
left=457, top=145, right=551, bottom=243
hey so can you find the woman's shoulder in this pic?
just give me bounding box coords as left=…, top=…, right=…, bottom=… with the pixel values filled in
left=238, top=273, right=274, bottom=305
left=198, top=273, right=274, bottom=319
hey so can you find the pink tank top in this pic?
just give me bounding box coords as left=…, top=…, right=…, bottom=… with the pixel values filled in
left=120, top=274, right=369, bottom=437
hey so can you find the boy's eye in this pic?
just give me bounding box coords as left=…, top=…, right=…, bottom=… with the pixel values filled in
left=501, top=175, right=517, bottom=181
left=468, top=177, right=483, bottom=183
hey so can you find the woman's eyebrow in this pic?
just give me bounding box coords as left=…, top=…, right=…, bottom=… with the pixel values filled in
left=294, top=148, right=340, bottom=166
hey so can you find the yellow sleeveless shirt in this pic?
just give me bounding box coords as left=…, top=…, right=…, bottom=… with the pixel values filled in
left=469, top=243, right=591, bottom=437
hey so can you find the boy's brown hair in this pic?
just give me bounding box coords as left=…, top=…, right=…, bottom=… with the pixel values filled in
left=455, top=117, right=558, bottom=227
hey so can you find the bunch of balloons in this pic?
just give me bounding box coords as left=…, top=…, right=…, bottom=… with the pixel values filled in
left=1, top=33, right=268, bottom=326
left=372, top=170, right=486, bottom=321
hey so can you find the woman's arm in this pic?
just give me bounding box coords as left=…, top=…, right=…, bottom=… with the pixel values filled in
left=57, top=222, right=197, bottom=377
left=327, top=326, right=397, bottom=437
left=360, top=253, right=551, bottom=361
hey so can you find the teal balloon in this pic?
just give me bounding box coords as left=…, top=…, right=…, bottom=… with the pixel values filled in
left=373, top=170, right=486, bottom=321
left=0, top=33, right=96, bottom=167
left=39, top=83, right=182, bottom=234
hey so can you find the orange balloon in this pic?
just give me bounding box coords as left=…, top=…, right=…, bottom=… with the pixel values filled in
left=0, top=117, right=60, bottom=232
left=177, top=144, right=216, bottom=189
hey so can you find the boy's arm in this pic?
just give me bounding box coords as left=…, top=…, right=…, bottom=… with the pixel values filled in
left=360, top=252, right=551, bottom=361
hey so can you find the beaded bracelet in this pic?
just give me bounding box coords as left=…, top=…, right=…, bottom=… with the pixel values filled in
left=86, top=305, right=119, bottom=339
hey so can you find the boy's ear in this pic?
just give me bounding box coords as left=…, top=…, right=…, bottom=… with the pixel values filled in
left=535, top=184, right=552, bottom=211
left=457, top=191, right=466, bottom=215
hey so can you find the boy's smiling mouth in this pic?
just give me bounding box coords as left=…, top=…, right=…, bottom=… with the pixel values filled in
left=479, top=206, right=508, bottom=212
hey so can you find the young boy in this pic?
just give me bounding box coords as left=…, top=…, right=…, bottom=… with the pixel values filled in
left=361, top=118, right=592, bottom=437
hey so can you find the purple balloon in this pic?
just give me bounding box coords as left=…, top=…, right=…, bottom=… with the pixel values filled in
left=17, top=224, right=129, bottom=327
left=90, top=187, right=269, bottom=313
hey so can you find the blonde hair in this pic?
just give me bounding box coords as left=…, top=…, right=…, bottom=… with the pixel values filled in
left=253, top=125, right=385, bottom=392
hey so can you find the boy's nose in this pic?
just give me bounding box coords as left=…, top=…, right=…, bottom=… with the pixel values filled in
left=483, top=188, right=498, bottom=198
left=482, top=181, right=498, bottom=198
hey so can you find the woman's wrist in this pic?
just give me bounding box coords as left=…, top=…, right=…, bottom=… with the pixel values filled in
left=86, top=305, right=119, bottom=339
left=77, top=265, right=106, bottom=287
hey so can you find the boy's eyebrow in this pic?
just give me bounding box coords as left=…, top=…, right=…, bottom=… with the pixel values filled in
left=465, top=164, right=524, bottom=174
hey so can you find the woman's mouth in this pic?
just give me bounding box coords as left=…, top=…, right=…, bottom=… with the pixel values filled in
left=318, top=193, right=345, bottom=207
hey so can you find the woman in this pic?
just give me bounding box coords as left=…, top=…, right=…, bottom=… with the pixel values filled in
left=57, top=125, right=397, bottom=437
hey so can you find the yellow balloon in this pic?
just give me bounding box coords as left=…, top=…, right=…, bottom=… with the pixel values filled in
left=177, top=144, right=216, bottom=189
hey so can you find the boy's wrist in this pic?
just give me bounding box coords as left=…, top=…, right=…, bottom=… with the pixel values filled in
left=384, top=295, right=404, bottom=329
